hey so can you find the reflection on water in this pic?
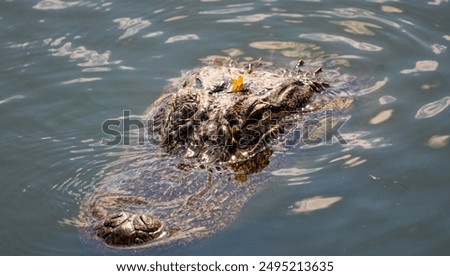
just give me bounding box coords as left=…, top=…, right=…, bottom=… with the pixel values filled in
left=369, top=109, right=394, bottom=125
left=415, top=96, right=450, bottom=119
left=1, top=0, right=450, bottom=255
left=330, top=20, right=382, bottom=36
left=0, top=95, right=25, bottom=105
left=380, top=5, right=403, bottom=14
left=45, top=35, right=130, bottom=84
left=299, top=33, right=382, bottom=51
left=272, top=167, right=322, bottom=186
left=114, top=17, right=151, bottom=40
left=289, top=196, right=342, bottom=214
left=33, top=0, right=79, bottom=10
left=378, top=95, right=396, bottom=105
left=165, top=34, right=200, bottom=44
left=426, top=135, right=450, bottom=149
left=401, top=60, right=439, bottom=74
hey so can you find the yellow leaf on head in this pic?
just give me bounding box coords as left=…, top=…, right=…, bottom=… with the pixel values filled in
left=231, top=75, right=244, bottom=93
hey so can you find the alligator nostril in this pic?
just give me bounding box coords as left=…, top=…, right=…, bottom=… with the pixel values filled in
left=135, top=215, right=162, bottom=232
left=103, top=212, right=129, bottom=227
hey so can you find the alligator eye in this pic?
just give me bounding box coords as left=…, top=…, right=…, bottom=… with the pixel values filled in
left=194, top=78, right=203, bottom=88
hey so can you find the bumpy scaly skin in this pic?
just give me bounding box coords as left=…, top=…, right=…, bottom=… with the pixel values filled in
left=152, top=60, right=329, bottom=163
left=79, top=59, right=352, bottom=248
left=96, top=212, right=167, bottom=246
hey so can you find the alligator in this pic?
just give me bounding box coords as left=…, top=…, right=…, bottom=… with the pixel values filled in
left=78, top=57, right=354, bottom=249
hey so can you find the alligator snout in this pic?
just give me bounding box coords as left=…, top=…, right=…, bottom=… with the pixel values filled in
left=95, top=212, right=168, bottom=247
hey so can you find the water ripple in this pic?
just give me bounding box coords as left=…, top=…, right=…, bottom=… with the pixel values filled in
left=299, top=33, right=382, bottom=51
left=0, top=95, right=25, bottom=105
left=358, top=77, right=388, bottom=95
left=49, top=40, right=120, bottom=67
left=199, top=6, right=254, bottom=15
left=113, top=17, right=151, bottom=40
left=415, top=96, right=450, bottom=119
left=33, top=0, right=78, bottom=10
left=400, top=60, right=439, bottom=74
left=143, top=31, right=164, bottom=38
left=319, top=7, right=401, bottom=29
left=330, top=20, right=382, bottom=36
left=61, top=77, right=102, bottom=85
left=427, top=135, right=450, bottom=148
left=45, top=36, right=133, bottom=79
left=369, top=109, right=394, bottom=125
left=272, top=167, right=322, bottom=176
left=165, top=34, right=200, bottom=44
left=381, top=5, right=403, bottom=13
left=272, top=167, right=322, bottom=186
left=428, top=0, right=448, bottom=5
left=217, top=13, right=272, bottom=23
left=289, top=196, right=342, bottom=214
left=378, top=95, right=397, bottom=105
left=431, top=44, right=447, bottom=54
left=164, top=15, right=188, bottom=22
left=51, top=140, right=126, bottom=200
left=341, top=131, right=391, bottom=150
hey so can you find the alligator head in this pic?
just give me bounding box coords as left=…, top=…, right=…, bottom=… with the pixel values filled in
left=83, top=59, right=347, bottom=248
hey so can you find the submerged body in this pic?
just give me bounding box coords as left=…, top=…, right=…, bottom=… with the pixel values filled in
left=78, top=58, right=354, bottom=248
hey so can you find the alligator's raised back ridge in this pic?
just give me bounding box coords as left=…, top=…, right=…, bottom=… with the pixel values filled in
left=78, top=58, right=354, bottom=249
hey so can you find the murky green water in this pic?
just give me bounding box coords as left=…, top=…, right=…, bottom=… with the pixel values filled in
left=1, top=0, right=449, bottom=255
